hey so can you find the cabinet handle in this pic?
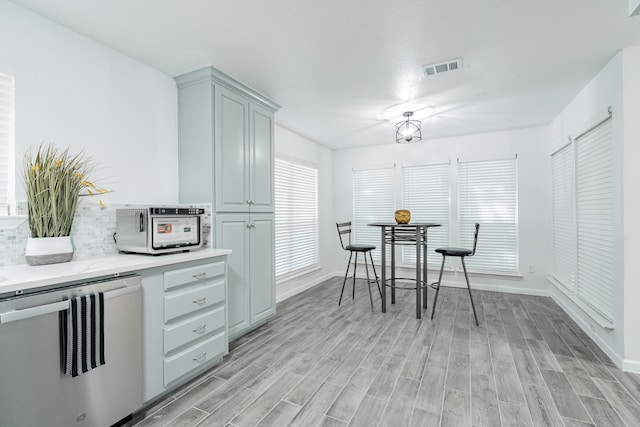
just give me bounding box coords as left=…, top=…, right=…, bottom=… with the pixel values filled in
left=192, top=272, right=207, bottom=280
left=192, top=352, right=207, bottom=362
left=192, top=324, right=207, bottom=334
left=246, top=223, right=252, bottom=229
left=192, top=296, right=207, bottom=304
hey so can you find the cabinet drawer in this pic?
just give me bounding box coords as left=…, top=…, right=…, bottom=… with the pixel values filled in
left=164, top=262, right=225, bottom=290
left=164, top=332, right=226, bottom=386
left=163, top=307, right=225, bottom=354
left=164, top=281, right=224, bottom=322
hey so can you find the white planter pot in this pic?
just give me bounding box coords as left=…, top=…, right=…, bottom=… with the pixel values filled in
left=25, top=236, right=74, bottom=266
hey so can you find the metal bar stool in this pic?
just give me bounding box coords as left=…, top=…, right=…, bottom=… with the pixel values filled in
left=336, top=221, right=382, bottom=311
left=431, top=223, right=480, bottom=326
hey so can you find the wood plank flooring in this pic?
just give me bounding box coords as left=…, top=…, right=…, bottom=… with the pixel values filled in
left=130, top=277, right=640, bottom=427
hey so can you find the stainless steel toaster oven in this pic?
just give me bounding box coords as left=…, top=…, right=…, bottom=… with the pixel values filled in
left=115, top=207, right=204, bottom=254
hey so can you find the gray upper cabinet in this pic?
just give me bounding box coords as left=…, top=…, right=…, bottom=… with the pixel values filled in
left=215, top=87, right=275, bottom=212
left=249, top=103, right=275, bottom=213
left=176, top=66, right=279, bottom=213
left=215, top=87, right=250, bottom=212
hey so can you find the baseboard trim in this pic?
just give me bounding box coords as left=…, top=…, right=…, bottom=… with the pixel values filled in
left=335, top=273, right=549, bottom=297
left=549, top=290, right=625, bottom=369
left=622, top=359, right=640, bottom=373
left=436, top=279, right=550, bottom=297
left=276, top=272, right=337, bottom=302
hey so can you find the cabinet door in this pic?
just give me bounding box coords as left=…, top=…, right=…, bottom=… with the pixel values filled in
left=216, top=214, right=251, bottom=339
left=215, top=87, right=250, bottom=212
left=250, top=214, right=276, bottom=324
left=249, top=104, right=275, bottom=213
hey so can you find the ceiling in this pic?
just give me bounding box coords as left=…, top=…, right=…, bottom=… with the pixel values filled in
left=9, top=0, right=640, bottom=150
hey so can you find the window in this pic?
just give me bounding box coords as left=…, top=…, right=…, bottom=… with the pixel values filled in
left=274, top=156, right=318, bottom=280
left=352, top=159, right=518, bottom=275
left=401, top=162, right=450, bottom=268
left=353, top=167, right=395, bottom=262
left=0, top=73, right=15, bottom=216
left=458, top=158, right=518, bottom=274
left=552, top=145, right=576, bottom=292
left=551, top=115, right=614, bottom=325
left=575, top=118, right=614, bottom=322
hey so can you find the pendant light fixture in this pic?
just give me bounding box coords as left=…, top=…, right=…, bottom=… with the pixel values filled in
left=395, top=111, right=422, bottom=143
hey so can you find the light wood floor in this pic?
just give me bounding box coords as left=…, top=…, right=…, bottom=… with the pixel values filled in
left=131, top=276, right=640, bottom=427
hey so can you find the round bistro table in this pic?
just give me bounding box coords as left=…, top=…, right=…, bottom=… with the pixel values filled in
left=368, top=222, right=441, bottom=319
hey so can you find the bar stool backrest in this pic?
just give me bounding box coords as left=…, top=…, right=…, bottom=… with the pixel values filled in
left=336, top=221, right=353, bottom=250
left=470, top=223, right=480, bottom=256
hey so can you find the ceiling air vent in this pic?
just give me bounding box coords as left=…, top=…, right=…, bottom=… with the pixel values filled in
left=423, top=58, right=463, bottom=77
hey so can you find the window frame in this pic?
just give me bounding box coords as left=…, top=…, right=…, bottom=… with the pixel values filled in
left=400, top=161, right=451, bottom=269
left=550, top=114, right=615, bottom=328
left=274, top=154, right=320, bottom=282
left=457, top=156, right=519, bottom=275
left=0, top=72, right=15, bottom=217
left=352, top=166, right=396, bottom=264
left=351, top=157, right=520, bottom=277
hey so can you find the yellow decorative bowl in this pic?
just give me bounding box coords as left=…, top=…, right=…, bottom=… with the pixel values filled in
left=394, top=209, right=411, bottom=224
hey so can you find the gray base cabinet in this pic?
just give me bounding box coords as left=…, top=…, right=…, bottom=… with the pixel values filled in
left=141, top=257, right=228, bottom=403
left=216, top=214, right=275, bottom=340
left=176, top=66, right=279, bottom=343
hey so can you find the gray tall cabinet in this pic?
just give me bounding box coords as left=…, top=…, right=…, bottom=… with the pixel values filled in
left=175, top=67, right=280, bottom=340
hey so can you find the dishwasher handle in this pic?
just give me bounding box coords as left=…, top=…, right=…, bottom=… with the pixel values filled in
left=0, top=284, right=141, bottom=324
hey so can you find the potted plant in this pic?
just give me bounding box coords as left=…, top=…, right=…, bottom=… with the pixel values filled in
left=23, top=143, right=108, bottom=265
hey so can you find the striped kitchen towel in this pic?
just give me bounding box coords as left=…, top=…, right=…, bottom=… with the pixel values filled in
left=61, top=293, right=105, bottom=377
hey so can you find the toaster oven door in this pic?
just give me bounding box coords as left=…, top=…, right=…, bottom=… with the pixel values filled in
left=151, top=215, right=201, bottom=249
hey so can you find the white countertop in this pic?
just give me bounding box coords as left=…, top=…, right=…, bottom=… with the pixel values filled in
left=0, top=248, right=231, bottom=295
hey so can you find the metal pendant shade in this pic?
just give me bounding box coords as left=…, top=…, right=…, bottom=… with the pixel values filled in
left=395, top=111, right=422, bottom=143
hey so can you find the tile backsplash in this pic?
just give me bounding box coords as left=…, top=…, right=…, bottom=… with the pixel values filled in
left=0, top=200, right=212, bottom=267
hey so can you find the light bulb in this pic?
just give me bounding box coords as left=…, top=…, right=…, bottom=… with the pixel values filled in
left=401, top=123, right=413, bottom=137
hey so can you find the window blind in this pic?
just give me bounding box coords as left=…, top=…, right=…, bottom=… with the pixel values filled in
left=401, top=162, right=450, bottom=268
left=0, top=73, right=14, bottom=216
left=353, top=167, right=395, bottom=263
left=575, top=117, right=614, bottom=323
left=552, top=144, right=576, bottom=293
left=458, top=158, right=518, bottom=273
left=274, top=157, right=319, bottom=280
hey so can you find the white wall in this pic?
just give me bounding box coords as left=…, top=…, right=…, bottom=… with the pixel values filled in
left=548, top=52, right=626, bottom=366
left=622, top=46, right=640, bottom=367
left=274, top=125, right=335, bottom=301
left=0, top=0, right=178, bottom=204
left=332, top=126, right=552, bottom=295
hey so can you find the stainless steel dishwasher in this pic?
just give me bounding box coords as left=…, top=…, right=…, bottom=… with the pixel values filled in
left=0, top=274, right=143, bottom=427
